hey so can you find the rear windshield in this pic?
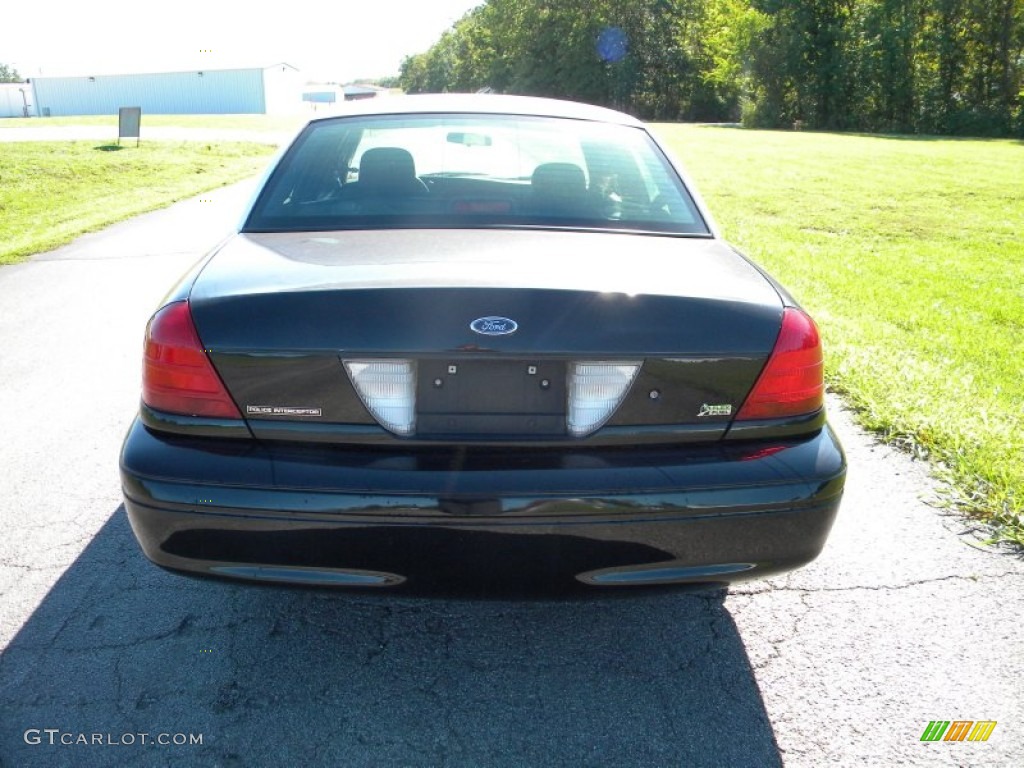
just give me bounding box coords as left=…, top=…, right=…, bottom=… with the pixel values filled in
left=244, top=113, right=709, bottom=235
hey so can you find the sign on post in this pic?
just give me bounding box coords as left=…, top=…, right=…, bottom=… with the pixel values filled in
left=118, top=107, right=141, bottom=146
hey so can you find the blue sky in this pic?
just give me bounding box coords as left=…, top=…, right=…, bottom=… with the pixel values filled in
left=2, top=0, right=481, bottom=81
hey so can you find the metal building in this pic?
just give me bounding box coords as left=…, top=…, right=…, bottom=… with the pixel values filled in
left=29, top=64, right=302, bottom=116
left=301, top=83, right=389, bottom=110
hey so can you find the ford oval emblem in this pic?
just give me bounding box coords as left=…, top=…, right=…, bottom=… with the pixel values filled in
left=470, top=316, right=518, bottom=336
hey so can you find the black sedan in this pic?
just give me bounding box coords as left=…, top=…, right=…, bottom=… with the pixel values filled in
left=120, top=94, right=845, bottom=593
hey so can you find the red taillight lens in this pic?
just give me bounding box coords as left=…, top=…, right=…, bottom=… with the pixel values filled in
left=736, top=308, right=824, bottom=421
left=142, top=301, right=241, bottom=419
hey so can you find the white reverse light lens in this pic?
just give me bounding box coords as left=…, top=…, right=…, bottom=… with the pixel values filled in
left=568, top=361, right=641, bottom=437
left=343, top=359, right=417, bottom=436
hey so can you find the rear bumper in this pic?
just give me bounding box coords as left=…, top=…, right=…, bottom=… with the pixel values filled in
left=120, top=418, right=846, bottom=593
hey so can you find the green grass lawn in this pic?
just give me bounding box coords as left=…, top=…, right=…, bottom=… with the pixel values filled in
left=0, top=114, right=307, bottom=131
left=0, top=140, right=276, bottom=264
left=655, top=125, right=1023, bottom=543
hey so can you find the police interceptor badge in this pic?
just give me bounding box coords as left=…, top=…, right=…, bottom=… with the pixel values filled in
left=698, top=403, right=733, bottom=417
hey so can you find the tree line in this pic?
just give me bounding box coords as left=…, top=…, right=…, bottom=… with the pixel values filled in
left=0, top=64, right=23, bottom=84
left=399, top=0, right=1024, bottom=136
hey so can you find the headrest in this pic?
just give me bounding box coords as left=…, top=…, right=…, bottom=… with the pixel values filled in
left=531, top=162, right=587, bottom=199
left=359, top=147, right=418, bottom=187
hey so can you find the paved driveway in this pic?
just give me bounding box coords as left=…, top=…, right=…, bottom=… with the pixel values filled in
left=0, top=183, right=1021, bottom=767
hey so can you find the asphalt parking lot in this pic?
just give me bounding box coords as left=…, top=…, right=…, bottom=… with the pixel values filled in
left=0, top=180, right=1021, bottom=767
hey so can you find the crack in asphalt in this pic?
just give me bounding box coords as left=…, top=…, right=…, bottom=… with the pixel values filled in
left=730, top=570, right=1022, bottom=596
left=0, top=563, right=34, bottom=572
left=8, top=611, right=205, bottom=654
left=738, top=593, right=811, bottom=674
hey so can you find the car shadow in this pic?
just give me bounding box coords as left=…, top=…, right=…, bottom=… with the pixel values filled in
left=1, top=508, right=783, bottom=768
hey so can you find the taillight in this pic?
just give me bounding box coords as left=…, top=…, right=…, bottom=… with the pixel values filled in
left=736, top=308, right=823, bottom=421
left=343, top=359, right=417, bottom=436
left=567, top=361, right=641, bottom=437
left=142, top=301, right=242, bottom=419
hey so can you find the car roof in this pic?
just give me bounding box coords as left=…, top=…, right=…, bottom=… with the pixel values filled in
left=307, top=93, right=645, bottom=127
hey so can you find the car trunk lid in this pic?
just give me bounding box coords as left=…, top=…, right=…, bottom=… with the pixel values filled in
left=188, top=229, right=783, bottom=443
